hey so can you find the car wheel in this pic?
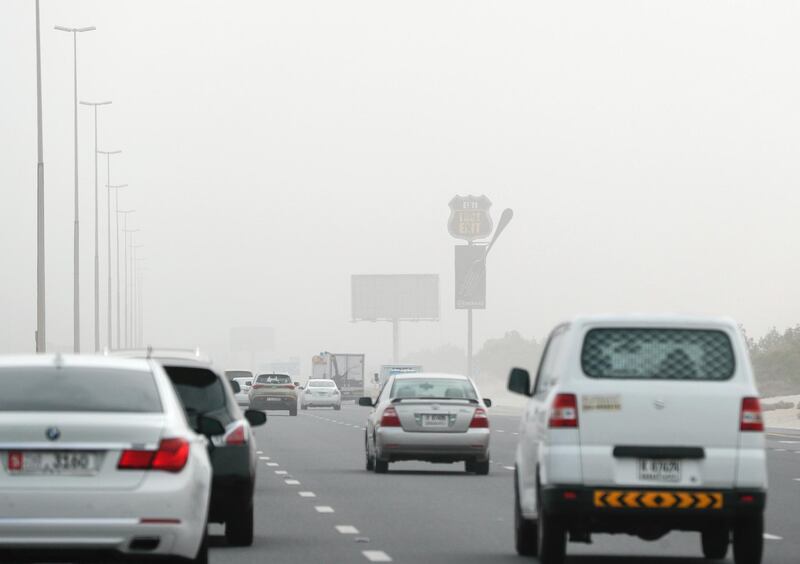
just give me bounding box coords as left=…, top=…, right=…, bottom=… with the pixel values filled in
left=515, top=468, right=538, bottom=556
left=301, top=403, right=307, bottom=410
left=537, top=484, right=566, bottom=564
left=702, top=526, right=729, bottom=560
left=334, top=403, right=341, bottom=410
left=225, top=502, right=254, bottom=547
left=374, top=459, right=389, bottom=474
left=289, top=405, right=298, bottom=416
left=473, top=459, right=490, bottom=475
left=733, top=513, right=763, bottom=564
left=365, top=434, right=375, bottom=471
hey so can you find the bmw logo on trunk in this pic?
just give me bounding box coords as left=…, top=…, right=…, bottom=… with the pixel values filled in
left=45, top=427, right=61, bottom=441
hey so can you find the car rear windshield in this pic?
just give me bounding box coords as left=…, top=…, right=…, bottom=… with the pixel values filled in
left=390, top=378, right=478, bottom=400
left=0, top=366, right=163, bottom=412
left=308, top=380, right=336, bottom=388
left=582, top=328, right=736, bottom=380
left=257, top=374, right=292, bottom=384
left=226, top=370, right=252, bottom=379
left=164, top=366, right=227, bottom=413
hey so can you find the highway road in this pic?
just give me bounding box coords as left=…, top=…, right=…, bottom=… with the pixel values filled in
left=208, top=404, right=800, bottom=564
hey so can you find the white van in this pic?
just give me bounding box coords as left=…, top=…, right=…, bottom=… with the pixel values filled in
left=508, top=315, right=767, bottom=564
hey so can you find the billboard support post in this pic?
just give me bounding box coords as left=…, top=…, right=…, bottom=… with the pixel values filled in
left=392, top=318, right=399, bottom=363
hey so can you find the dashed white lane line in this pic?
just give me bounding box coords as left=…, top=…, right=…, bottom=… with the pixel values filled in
left=774, top=449, right=787, bottom=452
left=336, top=525, right=360, bottom=534
left=266, top=462, right=279, bottom=467
left=275, top=470, right=288, bottom=475
left=259, top=456, right=270, bottom=460
left=256, top=450, right=264, bottom=454
left=503, top=466, right=515, bottom=471
left=285, top=479, right=301, bottom=485
left=764, top=533, right=783, bottom=540
left=778, top=440, right=800, bottom=444
left=362, top=550, right=393, bottom=562
left=315, top=506, right=335, bottom=513
left=496, top=430, right=505, bottom=433
left=299, top=491, right=317, bottom=497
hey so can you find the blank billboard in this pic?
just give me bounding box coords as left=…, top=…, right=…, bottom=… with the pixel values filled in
left=352, top=274, right=439, bottom=321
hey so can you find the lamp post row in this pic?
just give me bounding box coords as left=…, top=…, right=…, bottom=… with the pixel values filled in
left=37, top=9, right=144, bottom=352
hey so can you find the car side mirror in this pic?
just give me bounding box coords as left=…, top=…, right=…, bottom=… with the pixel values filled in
left=358, top=397, right=374, bottom=407
left=230, top=380, right=241, bottom=394
left=244, top=410, right=267, bottom=427
left=483, top=398, right=492, bottom=408
left=508, top=367, right=532, bottom=397
left=197, top=415, right=225, bottom=437
left=294, top=381, right=301, bottom=387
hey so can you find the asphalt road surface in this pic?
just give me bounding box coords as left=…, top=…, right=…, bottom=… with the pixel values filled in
left=208, top=403, right=800, bottom=564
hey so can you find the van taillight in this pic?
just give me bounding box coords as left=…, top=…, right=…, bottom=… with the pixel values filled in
left=740, top=397, right=764, bottom=432
left=549, top=394, right=579, bottom=428
left=470, top=407, right=489, bottom=428
left=119, top=438, right=190, bottom=472
left=380, top=406, right=401, bottom=427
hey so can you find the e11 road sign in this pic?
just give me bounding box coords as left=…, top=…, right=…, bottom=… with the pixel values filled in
left=448, top=195, right=493, bottom=242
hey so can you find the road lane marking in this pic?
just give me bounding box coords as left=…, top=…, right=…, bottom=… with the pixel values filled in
left=275, top=470, right=288, bottom=475
left=503, top=466, right=515, bottom=471
left=778, top=441, right=800, bottom=444
left=266, top=462, right=279, bottom=467
left=285, top=479, right=301, bottom=485
left=764, top=533, right=783, bottom=540
left=336, top=525, right=360, bottom=534
left=774, top=449, right=786, bottom=452
left=496, top=430, right=505, bottom=433
left=315, top=506, right=335, bottom=513
left=257, top=451, right=263, bottom=454
left=362, top=550, right=392, bottom=562
left=259, top=456, right=270, bottom=460
left=299, top=491, right=316, bottom=497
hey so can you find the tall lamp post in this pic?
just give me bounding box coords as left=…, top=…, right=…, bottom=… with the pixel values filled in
left=35, top=0, right=46, bottom=352
left=55, top=24, right=95, bottom=353
left=124, top=230, right=140, bottom=348
left=117, top=210, right=134, bottom=348
left=80, top=101, right=111, bottom=351
left=99, top=155, right=122, bottom=349
left=131, top=245, right=144, bottom=347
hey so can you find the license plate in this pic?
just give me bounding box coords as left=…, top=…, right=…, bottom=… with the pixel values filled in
left=421, top=414, right=449, bottom=428
left=638, top=459, right=681, bottom=483
left=266, top=397, right=283, bottom=401
left=5, top=451, right=99, bottom=476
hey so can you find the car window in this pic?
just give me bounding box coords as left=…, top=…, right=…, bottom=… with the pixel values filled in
left=389, top=378, right=477, bottom=400
left=534, top=326, right=567, bottom=397
left=582, top=328, right=735, bottom=380
left=0, top=367, right=162, bottom=413
left=308, top=380, right=336, bottom=388
left=225, top=370, right=252, bottom=380
left=163, top=366, right=227, bottom=414
left=257, top=374, right=292, bottom=384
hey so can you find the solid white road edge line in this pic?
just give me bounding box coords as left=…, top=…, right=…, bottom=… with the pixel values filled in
left=362, top=550, right=392, bottom=562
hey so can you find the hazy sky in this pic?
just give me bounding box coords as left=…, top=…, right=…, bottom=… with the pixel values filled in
left=3, top=1, right=800, bottom=373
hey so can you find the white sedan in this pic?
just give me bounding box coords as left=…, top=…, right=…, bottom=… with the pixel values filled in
left=0, top=355, right=213, bottom=563
left=300, top=379, right=342, bottom=410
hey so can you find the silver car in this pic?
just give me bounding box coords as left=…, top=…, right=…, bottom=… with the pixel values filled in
left=359, top=373, right=492, bottom=475
left=301, top=379, right=342, bottom=410
left=232, top=377, right=253, bottom=407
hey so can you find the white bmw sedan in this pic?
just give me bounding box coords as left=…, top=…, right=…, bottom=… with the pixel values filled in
left=359, top=373, right=492, bottom=475
left=0, top=355, right=213, bottom=563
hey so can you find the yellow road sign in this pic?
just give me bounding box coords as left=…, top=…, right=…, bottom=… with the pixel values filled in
left=594, top=490, right=724, bottom=510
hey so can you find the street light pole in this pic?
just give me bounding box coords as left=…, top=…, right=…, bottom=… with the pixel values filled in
left=35, top=0, right=46, bottom=353
left=117, top=210, right=134, bottom=348
left=99, top=156, right=122, bottom=349
left=131, top=245, right=143, bottom=347
left=55, top=24, right=95, bottom=353
left=124, top=230, right=140, bottom=348
left=80, top=101, right=111, bottom=352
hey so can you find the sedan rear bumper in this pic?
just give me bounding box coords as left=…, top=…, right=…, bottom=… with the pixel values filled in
left=375, top=427, right=490, bottom=462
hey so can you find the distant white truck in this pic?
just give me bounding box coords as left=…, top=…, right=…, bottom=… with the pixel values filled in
left=378, top=364, right=423, bottom=388
left=311, top=352, right=365, bottom=400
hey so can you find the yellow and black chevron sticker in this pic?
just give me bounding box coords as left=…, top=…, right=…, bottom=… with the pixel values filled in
left=594, top=490, right=723, bottom=510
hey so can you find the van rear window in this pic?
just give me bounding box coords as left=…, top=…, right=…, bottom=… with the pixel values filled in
left=581, top=328, right=735, bottom=380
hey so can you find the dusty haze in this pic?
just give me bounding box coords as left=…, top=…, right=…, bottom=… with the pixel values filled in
left=2, top=1, right=800, bottom=375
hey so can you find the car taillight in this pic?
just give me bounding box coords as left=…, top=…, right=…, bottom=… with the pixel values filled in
left=740, top=397, right=764, bottom=432
left=283, top=384, right=295, bottom=389
left=119, top=438, right=190, bottom=472
left=380, top=406, right=401, bottom=427
left=224, top=422, right=247, bottom=445
left=252, top=384, right=265, bottom=389
left=469, top=407, right=489, bottom=428
left=549, top=393, right=579, bottom=428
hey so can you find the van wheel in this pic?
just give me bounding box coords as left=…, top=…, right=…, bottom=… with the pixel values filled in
left=701, top=527, right=729, bottom=559
left=733, top=514, right=763, bottom=564
left=514, top=469, right=538, bottom=556
left=537, top=486, right=566, bottom=564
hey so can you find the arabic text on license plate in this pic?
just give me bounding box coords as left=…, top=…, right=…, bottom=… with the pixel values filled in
left=422, top=414, right=448, bottom=428
left=6, top=451, right=98, bottom=476
left=638, top=459, right=681, bottom=483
